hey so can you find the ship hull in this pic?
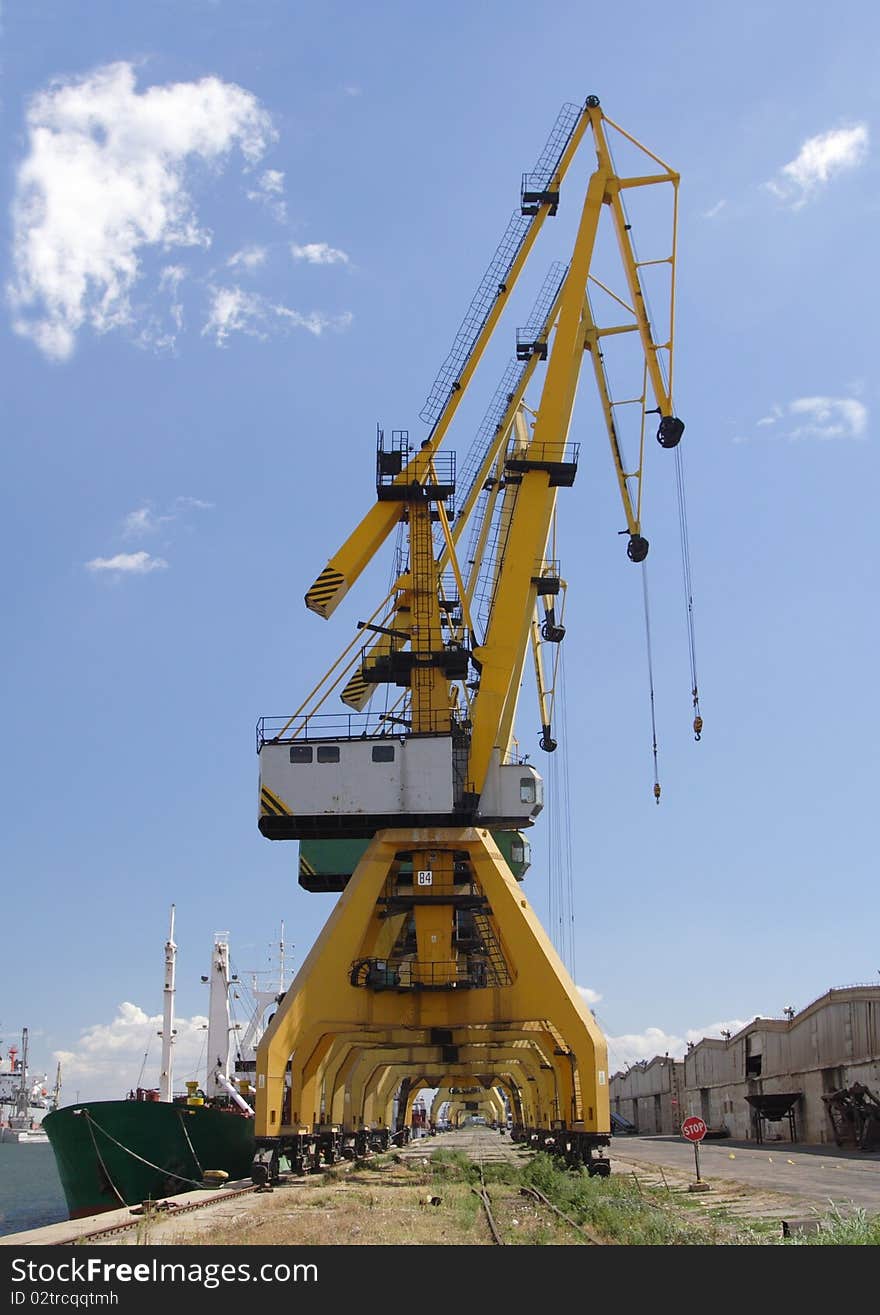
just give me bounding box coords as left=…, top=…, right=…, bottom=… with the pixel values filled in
left=43, top=1100, right=254, bottom=1219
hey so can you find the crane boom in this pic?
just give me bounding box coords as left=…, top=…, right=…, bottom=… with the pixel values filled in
left=304, top=106, right=592, bottom=619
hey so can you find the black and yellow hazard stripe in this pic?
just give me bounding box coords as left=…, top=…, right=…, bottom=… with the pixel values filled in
left=341, top=669, right=371, bottom=710
left=260, top=784, right=292, bottom=817
left=305, top=567, right=345, bottom=617
left=299, top=854, right=317, bottom=877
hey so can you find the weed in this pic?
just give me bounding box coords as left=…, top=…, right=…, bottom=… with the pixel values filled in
left=785, top=1202, right=880, bottom=1246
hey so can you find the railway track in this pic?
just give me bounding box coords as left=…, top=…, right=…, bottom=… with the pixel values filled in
left=469, top=1143, right=607, bottom=1246
left=51, top=1183, right=265, bottom=1245
left=52, top=1128, right=606, bottom=1247
left=52, top=1146, right=376, bottom=1246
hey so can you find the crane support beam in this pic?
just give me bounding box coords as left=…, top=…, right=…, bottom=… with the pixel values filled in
left=254, top=828, right=609, bottom=1142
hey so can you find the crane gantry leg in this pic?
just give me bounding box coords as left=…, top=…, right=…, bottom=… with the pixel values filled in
left=255, top=826, right=610, bottom=1174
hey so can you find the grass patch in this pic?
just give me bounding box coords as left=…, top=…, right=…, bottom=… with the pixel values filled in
left=520, top=1154, right=763, bottom=1246
left=785, top=1203, right=880, bottom=1246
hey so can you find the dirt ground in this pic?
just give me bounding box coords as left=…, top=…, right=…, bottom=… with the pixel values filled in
left=14, top=1127, right=874, bottom=1248
left=95, top=1127, right=874, bottom=1247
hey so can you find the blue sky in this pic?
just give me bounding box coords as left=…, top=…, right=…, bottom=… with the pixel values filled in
left=2, top=0, right=878, bottom=1102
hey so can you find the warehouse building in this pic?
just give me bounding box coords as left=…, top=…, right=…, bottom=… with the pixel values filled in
left=609, top=984, right=880, bottom=1145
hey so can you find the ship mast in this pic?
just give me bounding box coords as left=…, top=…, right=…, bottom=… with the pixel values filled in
left=159, top=905, right=176, bottom=1102
left=14, top=1028, right=30, bottom=1120
left=205, top=934, right=232, bottom=1101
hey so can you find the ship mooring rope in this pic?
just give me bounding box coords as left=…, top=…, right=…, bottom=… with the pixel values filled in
left=81, top=1109, right=208, bottom=1191
left=84, top=1115, right=127, bottom=1208
left=176, top=1110, right=204, bottom=1179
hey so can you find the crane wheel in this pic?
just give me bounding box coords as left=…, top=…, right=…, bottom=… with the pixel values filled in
left=251, top=1146, right=279, bottom=1187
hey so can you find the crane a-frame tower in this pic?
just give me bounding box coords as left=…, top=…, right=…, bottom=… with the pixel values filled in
left=252, top=96, right=685, bottom=1177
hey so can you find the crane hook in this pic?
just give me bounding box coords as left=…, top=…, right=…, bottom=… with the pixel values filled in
left=653, top=782, right=661, bottom=805
left=693, top=715, right=703, bottom=742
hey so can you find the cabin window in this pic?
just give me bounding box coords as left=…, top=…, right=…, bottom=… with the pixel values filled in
left=519, top=777, right=536, bottom=804
left=290, top=745, right=313, bottom=764
left=511, top=842, right=525, bottom=865
left=372, top=744, right=395, bottom=763
left=317, top=745, right=340, bottom=763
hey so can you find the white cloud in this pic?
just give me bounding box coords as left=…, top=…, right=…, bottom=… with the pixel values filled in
left=122, top=496, right=213, bottom=538
left=8, top=61, right=276, bottom=359
left=765, top=123, right=869, bottom=208
left=159, top=264, right=187, bottom=335
left=258, top=169, right=284, bottom=194
left=606, top=1027, right=684, bottom=1072
left=788, top=396, right=867, bottom=440
left=701, top=199, right=727, bottom=219
left=606, top=1018, right=749, bottom=1075
left=291, top=242, right=349, bottom=266
left=756, top=403, right=784, bottom=427
left=685, top=1018, right=750, bottom=1044
left=577, top=985, right=603, bottom=1006
left=123, top=507, right=167, bottom=537
left=85, top=550, right=168, bottom=575
left=175, top=496, right=213, bottom=511
left=53, top=1002, right=210, bottom=1102
left=738, top=395, right=868, bottom=443
left=203, top=284, right=353, bottom=345
left=202, top=286, right=268, bottom=343
left=247, top=169, right=287, bottom=221
left=227, top=245, right=268, bottom=272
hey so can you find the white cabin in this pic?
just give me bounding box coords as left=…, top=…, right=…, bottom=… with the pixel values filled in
left=258, top=732, right=543, bottom=839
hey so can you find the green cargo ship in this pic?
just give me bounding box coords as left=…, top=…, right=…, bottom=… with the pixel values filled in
left=43, top=914, right=284, bottom=1220
left=43, top=1096, right=255, bottom=1219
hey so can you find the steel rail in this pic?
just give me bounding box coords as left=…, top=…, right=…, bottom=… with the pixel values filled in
left=51, top=1148, right=371, bottom=1246
left=51, top=1182, right=263, bottom=1245
left=471, top=1185, right=505, bottom=1245
left=519, top=1184, right=608, bottom=1244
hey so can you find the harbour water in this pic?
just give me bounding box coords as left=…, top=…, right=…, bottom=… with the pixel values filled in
left=0, top=1142, right=67, bottom=1238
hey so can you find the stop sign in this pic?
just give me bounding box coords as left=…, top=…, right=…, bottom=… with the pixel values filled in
left=681, top=1116, right=707, bottom=1142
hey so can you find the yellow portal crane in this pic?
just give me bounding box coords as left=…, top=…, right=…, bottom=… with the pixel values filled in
left=252, top=96, right=686, bottom=1180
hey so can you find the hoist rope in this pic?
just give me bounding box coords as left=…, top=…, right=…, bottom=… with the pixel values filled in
left=558, top=644, right=577, bottom=978
left=548, top=750, right=560, bottom=963
left=640, top=562, right=661, bottom=804
left=673, top=444, right=702, bottom=739
left=547, top=645, right=576, bottom=977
